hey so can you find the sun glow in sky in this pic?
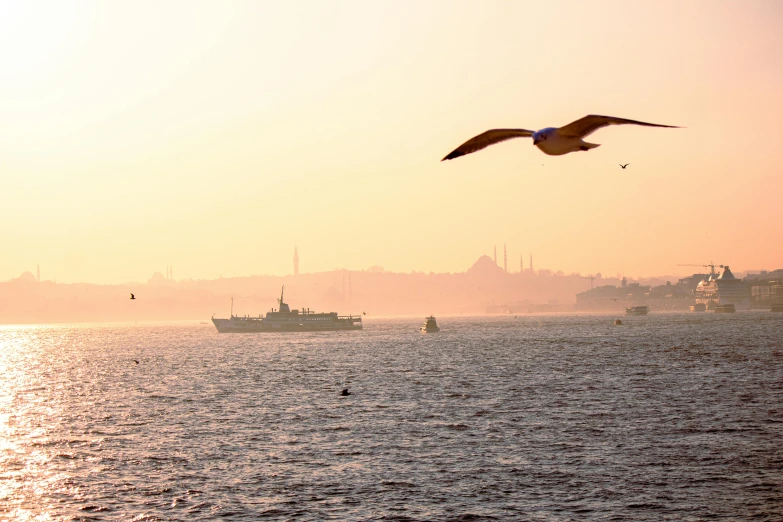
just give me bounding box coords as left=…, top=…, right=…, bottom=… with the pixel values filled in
left=1, top=0, right=782, bottom=283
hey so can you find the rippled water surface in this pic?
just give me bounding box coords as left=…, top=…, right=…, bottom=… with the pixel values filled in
left=1, top=313, right=782, bottom=521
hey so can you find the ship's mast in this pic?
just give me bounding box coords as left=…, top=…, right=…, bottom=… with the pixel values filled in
left=276, top=285, right=291, bottom=313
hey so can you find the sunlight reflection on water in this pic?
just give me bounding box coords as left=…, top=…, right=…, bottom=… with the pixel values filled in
left=0, top=314, right=782, bottom=520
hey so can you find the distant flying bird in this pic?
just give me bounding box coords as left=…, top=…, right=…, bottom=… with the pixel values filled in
left=620, top=163, right=629, bottom=169
left=130, top=293, right=136, bottom=300
left=133, top=359, right=139, bottom=364
left=441, top=114, right=680, bottom=160
left=362, top=311, right=366, bottom=315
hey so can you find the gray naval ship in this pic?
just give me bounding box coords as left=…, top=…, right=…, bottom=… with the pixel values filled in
left=211, top=286, right=362, bottom=333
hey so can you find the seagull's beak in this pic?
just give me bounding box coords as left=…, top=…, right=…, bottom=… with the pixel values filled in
left=533, top=138, right=540, bottom=146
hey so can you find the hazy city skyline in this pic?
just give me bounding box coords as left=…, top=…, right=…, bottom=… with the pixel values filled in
left=11, top=244, right=775, bottom=287
left=0, top=252, right=663, bottom=324
left=6, top=248, right=776, bottom=324
left=2, top=1, right=782, bottom=285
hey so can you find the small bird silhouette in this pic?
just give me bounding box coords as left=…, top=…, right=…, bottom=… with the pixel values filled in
left=133, top=359, right=139, bottom=364
left=341, top=388, right=352, bottom=396
left=130, top=293, right=136, bottom=300
left=619, top=163, right=629, bottom=169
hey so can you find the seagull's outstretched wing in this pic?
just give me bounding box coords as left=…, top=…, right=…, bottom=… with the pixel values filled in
left=441, top=129, right=535, bottom=161
left=557, top=115, right=680, bottom=138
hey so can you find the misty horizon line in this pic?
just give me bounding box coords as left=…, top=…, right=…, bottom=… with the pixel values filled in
left=8, top=255, right=779, bottom=287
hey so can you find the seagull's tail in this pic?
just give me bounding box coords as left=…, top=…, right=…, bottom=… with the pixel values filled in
left=580, top=141, right=601, bottom=151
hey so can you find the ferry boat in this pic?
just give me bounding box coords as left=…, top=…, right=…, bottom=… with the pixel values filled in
left=714, top=303, right=736, bottom=313
left=689, top=303, right=706, bottom=312
left=625, top=306, right=649, bottom=316
left=211, top=286, right=362, bottom=333
left=421, top=316, right=440, bottom=333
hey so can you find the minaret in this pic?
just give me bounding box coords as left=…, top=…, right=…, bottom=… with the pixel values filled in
left=530, top=253, right=533, bottom=273
left=293, top=246, right=299, bottom=276
left=36, top=263, right=40, bottom=283
left=520, top=254, right=523, bottom=273
left=170, top=265, right=173, bottom=281
left=348, top=271, right=352, bottom=300
left=503, top=243, right=507, bottom=273
left=493, top=245, right=497, bottom=265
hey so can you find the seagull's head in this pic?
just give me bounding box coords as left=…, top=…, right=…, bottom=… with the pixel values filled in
left=532, top=128, right=552, bottom=146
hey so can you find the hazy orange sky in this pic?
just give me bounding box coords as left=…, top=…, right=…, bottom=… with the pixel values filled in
left=2, top=1, right=782, bottom=284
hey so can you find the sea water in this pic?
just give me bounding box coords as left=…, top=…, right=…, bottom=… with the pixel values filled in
left=1, top=313, right=781, bottom=520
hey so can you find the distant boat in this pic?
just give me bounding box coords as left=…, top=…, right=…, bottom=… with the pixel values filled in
left=714, top=303, right=736, bottom=313
left=695, top=266, right=750, bottom=310
left=212, top=286, right=362, bottom=333
left=421, top=316, right=440, bottom=333
left=772, top=304, right=783, bottom=313
left=689, top=303, right=706, bottom=312
left=625, top=306, right=649, bottom=316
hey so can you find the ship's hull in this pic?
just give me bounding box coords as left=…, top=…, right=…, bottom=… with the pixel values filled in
left=212, top=317, right=362, bottom=333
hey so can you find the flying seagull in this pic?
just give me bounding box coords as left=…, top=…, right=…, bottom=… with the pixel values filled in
left=441, top=114, right=680, bottom=160
left=620, top=163, right=629, bottom=169
left=130, top=293, right=136, bottom=300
